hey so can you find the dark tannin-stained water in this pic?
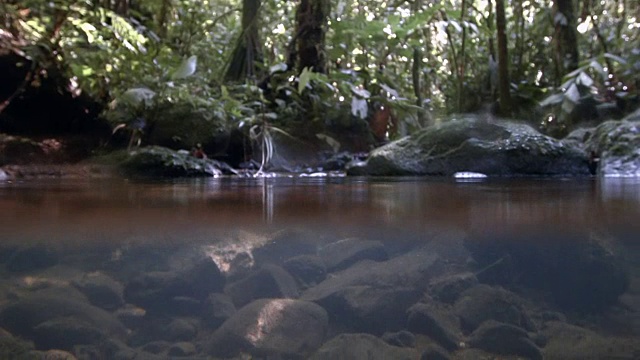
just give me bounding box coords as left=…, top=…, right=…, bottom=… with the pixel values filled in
left=0, top=177, right=639, bottom=359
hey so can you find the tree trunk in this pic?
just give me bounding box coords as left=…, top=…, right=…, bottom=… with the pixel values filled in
left=553, top=0, right=579, bottom=79
left=225, top=0, right=263, bottom=81
left=295, top=0, right=330, bottom=73
left=495, top=0, right=512, bottom=116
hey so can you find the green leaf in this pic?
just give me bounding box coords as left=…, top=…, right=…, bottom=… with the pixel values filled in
left=589, top=60, right=607, bottom=80
left=350, top=85, right=371, bottom=99
left=316, top=133, right=341, bottom=153
left=603, top=53, right=627, bottom=65
left=298, top=67, right=313, bottom=94
left=171, top=55, right=197, bottom=80
left=576, top=72, right=593, bottom=87
left=119, top=87, right=156, bottom=107
left=565, top=83, right=580, bottom=103
left=269, top=63, right=288, bottom=74
left=539, top=93, right=564, bottom=107
left=351, top=97, right=368, bottom=119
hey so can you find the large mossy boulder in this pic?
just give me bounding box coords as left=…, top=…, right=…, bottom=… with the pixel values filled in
left=145, top=103, right=230, bottom=156
left=118, top=146, right=236, bottom=177
left=347, top=115, right=590, bottom=176
left=583, top=111, right=640, bottom=176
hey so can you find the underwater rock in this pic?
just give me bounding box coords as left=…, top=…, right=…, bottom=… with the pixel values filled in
left=419, top=344, right=450, bottom=360
left=309, top=333, right=417, bottom=360
left=541, top=321, right=640, bottom=360
left=5, top=246, right=59, bottom=273
left=32, top=317, right=105, bottom=351
left=251, top=227, right=320, bottom=266
left=347, top=115, right=590, bottom=176
left=381, top=330, right=415, bottom=348
left=0, top=292, right=126, bottom=342
left=0, top=332, right=35, bottom=359
left=454, top=284, right=535, bottom=333
left=407, top=302, right=462, bottom=351
left=318, top=238, right=389, bottom=272
left=225, top=264, right=300, bottom=308
left=465, top=231, right=630, bottom=313
left=428, top=272, right=479, bottom=304
left=164, top=318, right=198, bottom=342
left=302, top=248, right=445, bottom=334
left=467, top=320, right=542, bottom=360
left=206, top=298, right=328, bottom=359
left=202, top=293, right=236, bottom=329
left=167, top=341, right=197, bottom=357
left=72, top=272, right=124, bottom=310
left=283, top=255, right=327, bottom=289
left=113, top=304, right=146, bottom=329
left=123, top=257, right=224, bottom=313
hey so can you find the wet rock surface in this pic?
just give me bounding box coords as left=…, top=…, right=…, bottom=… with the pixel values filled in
left=119, top=145, right=237, bottom=177
left=347, top=115, right=591, bottom=176
left=0, top=227, right=637, bottom=359
left=584, top=115, right=640, bottom=176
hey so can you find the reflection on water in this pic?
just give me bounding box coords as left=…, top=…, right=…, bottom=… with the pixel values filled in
left=1, top=177, right=639, bottom=243
left=0, top=177, right=638, bottom=359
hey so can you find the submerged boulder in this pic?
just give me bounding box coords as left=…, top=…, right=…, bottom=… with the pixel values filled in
left=347, top=115, right=590, bottom=176
left=302, top=248, right=444, bottom=333
left=465, top=231, right=630, bottom=313
left=206, top=298, right=328, bottom=359
left=310, top=333, right=417, bottom=360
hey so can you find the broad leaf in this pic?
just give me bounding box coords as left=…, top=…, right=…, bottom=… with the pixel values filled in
left=171, top=55, right=197, bottom=80
left=351, top=86, right=371, bottom=99
left=119, top=87, right=156, bottom=106
left=351, top=97, right=368, bottom=119
left=576, top=72, right=593, bottom=87
left=298, top=67, right=313, bottom=94
left=269, top=63, right=288, bottom=74
left=539, top=93, right=564, bottom=107
left=565, top=83, right=580, bottom=103
left=604, top=53, right=627, bottom=65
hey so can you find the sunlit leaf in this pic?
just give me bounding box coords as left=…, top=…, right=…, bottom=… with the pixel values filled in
left=604, top=53, right=627, bottom=65
left=316, top=133, right=341, bottom=153
left=449, top=20, right=462, bottom=33
left=565, top=83, right=580, bottom=103
left=379, top=84, right=400, bottom=98
left=576, top=72, right=593, bottom=87
left=561, top=98, right=575, bottom=114
left=119, top=87, right=156, bottom=107
left=351, top=97, right=368, bottom=119
left=539, top=93, right=565, bottom=107
left=269, top=63, right=288, bottom=74
left=172, top=55, right=197, bottom=80
left=554, top=12, right=567, bottom=26
left=589, top=60, right=607, bottom=80
left=351, top=86, right=371, bottom=99
left=298, top=67, right=313, bottom=94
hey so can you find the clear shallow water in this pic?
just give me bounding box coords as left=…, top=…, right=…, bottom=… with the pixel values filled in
left=0, top=176, right=639, bottom=358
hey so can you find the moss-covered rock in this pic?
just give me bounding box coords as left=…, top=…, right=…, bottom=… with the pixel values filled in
left=584, top=115, right=640, bottom=176
left=146, top=103, right=230, bottom=156
left=119, top=146, right=236, bottom=177
left=347, top=115, right=590, bottom=176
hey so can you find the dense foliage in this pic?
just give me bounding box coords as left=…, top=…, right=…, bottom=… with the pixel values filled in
left=1, top=0, right=638, bottom=157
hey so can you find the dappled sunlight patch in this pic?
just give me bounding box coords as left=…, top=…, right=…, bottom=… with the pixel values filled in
left=204, top=230, right=270, bottom=274
left=245, top=299, right=290, bottom=346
